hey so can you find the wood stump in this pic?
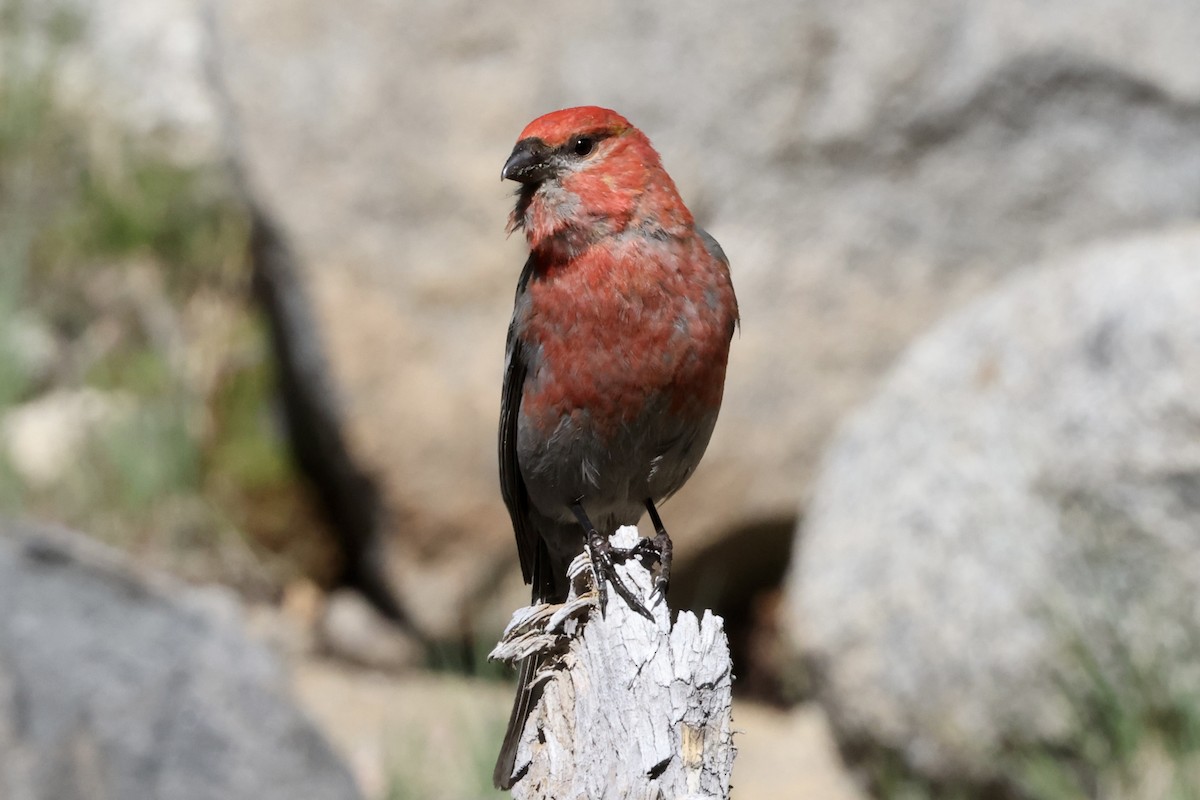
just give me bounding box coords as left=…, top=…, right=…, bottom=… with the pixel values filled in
left=491, top=526, right=735, bottom=800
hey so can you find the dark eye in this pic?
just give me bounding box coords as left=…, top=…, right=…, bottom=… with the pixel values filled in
left=571, top=136, right=596, bottom=157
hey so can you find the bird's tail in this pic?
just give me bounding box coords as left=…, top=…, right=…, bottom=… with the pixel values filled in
left=493, top=650, right=544, bottom=789
left=493, top=533, right=565, bottom=789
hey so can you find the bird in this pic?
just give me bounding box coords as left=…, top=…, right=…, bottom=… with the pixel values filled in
left=493, top=105, right=738, bottom=789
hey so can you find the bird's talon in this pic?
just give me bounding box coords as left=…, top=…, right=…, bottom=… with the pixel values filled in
left=628, top=537, right=662, bottom=561
left=586, top=530, right=612, bottom=617
left=585, top=529, right=655, bottom=621
left=650, top=527, right=672, bottom=599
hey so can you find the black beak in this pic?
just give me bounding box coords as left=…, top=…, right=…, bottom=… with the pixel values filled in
left=502, top=138, right=554, bottom=183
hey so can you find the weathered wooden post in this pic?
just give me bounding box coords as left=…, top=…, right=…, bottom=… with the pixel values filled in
left=491, top=527, right=736, bottom=800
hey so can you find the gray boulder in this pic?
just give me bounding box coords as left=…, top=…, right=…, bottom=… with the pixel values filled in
left=787, top=228, right=1200, bottom=785
left=0, top=520, right=362, bottom=800
left=204, top=0, right=1200, bottom=637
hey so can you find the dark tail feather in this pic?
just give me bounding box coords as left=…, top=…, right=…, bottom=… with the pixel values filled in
left=493, top=535, right=562, bottom=789
left=493, top=651, right=543, bottom=789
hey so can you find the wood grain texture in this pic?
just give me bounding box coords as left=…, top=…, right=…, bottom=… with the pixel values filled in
left=491, top=527, right=735, bottom=800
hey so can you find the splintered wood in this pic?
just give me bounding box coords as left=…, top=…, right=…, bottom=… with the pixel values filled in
left=491, top=526, right=735, bottom=800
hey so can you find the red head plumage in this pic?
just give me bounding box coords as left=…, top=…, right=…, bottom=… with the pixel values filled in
left=502, top=106, right=691, bottom=250
left=515, top=106, right=634, bottom=147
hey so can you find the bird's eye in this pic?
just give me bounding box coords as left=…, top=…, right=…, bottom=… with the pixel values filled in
left=571, top=136, right=596, bottom=157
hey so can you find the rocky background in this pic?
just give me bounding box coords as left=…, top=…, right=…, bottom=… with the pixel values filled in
left=2, top=0, right=1199, bottom=798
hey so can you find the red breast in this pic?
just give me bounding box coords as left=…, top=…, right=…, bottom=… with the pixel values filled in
left=517, top=233, right=735, bottom=437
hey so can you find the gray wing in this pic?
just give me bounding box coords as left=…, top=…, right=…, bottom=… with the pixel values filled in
left=499, top=255, right=547, bottom=591
left=696, top=225, right=729, bottom=268
left=696, top=225, right=739, bottom=338
left=495, top=254, right=558, bottom=789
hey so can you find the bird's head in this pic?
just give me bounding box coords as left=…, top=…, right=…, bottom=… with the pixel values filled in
left=502, top=106, right=690, bottom=250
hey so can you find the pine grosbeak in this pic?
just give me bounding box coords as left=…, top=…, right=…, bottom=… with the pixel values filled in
left=494, top=106, right=738, bottom=789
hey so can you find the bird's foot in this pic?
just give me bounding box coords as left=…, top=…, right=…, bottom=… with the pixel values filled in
left=585, top=529, right=655, bottom=622
left=643, top=499, right=674, bottom=598
left=610, top=534, right=671, bottom=602
left=648, top=529, right=673, bottom=599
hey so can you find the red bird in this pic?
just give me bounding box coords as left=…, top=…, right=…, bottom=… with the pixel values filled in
left=494, top=106, right=738, bottom=788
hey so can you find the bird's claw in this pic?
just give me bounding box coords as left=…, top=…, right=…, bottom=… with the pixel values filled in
left=641, top=501, right=674, bottom=599
left=650, top=529, right=672, bottom=597
left=585, top=530, right=655, bottom=622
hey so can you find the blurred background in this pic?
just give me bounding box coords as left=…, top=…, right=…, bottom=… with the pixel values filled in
left=2, top=0, right=1200, bottom=798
